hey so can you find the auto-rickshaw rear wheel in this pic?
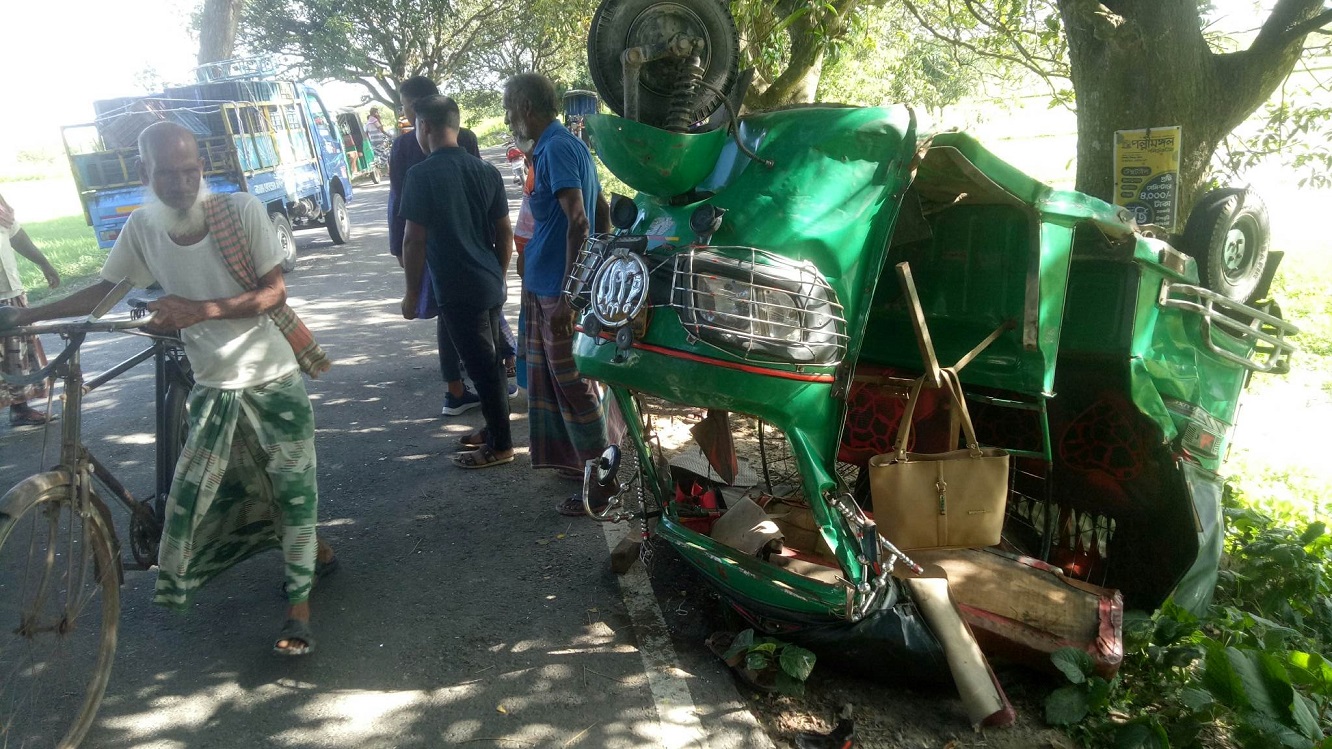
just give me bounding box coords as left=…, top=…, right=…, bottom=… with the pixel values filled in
left=588, top=0, right=740, bottom=128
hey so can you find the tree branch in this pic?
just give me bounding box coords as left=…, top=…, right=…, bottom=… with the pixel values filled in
left=1280, top=7, right=1332, bottom=44
left=901, top=0, right=1070, bottom=99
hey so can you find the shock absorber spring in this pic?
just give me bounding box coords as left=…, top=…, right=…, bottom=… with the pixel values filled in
left=665, top=56, right=704, bottom=132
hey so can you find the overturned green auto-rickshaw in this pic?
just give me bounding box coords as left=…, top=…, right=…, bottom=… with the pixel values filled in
left=570, top=0, right=1296, bottom=698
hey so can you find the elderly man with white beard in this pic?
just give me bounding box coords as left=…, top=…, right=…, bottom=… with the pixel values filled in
left=0, top=121, right=337, bottom=656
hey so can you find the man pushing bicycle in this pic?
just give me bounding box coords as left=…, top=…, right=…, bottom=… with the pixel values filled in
left=0, top=121, right=337, bottom=657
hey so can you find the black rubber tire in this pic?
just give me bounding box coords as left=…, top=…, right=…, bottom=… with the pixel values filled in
left=588, top=0, right=739, bottom=128
left=163, top=373, right=192, bottom=487
left=370, top=166, right=381, bottom=184
left=271, top=212, right=297, bottom=272
left=327, top=192, right=351, bottom=245
left=1179, top=188, right=1270, bottom=303
left=0, top=472, right=120, bottom=749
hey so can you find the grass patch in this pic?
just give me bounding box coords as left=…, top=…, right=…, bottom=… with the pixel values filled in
left=472, top=115, right=510, bottom=148
left=15, top=215, right=104, bottom=304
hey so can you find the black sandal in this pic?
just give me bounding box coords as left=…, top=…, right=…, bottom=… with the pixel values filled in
left=273, top=619, right=315, bottom=656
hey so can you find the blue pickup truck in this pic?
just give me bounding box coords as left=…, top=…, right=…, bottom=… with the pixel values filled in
left=62, top=67, right=354, bottom=271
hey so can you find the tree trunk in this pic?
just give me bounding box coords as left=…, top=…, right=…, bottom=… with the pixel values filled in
left=740, top=0, right=860, bottom=110
left=198, top=0, right=246, bottom=66
left=1058, top=0, right=1328, bottom=221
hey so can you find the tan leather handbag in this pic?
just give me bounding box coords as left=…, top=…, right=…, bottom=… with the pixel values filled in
left=868, top=369, right=1009, bottom=551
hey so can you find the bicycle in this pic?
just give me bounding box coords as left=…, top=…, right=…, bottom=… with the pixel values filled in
left=0, top=281, right=193, bottom=748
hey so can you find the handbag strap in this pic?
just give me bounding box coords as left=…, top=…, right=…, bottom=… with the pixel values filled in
left=941, top=367, right=984, bottom=457
left=891, top=376, right=927, bottom=460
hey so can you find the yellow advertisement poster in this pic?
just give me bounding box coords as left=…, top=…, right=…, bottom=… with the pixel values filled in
left=1113, top=126, right=1182, bottom=230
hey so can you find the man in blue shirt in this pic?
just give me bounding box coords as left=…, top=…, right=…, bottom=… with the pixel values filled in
left=399, top=95, right=515, bottom=469
left=503, top=73, right=614, bottom=514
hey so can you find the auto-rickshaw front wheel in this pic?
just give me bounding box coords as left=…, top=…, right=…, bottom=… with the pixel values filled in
left=588, top=0, right=740, bottom=128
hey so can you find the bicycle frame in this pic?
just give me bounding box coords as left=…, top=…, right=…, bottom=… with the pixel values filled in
left=2, top=312, right=189, bottom=567
left=77, top=331, right=190, bottom=521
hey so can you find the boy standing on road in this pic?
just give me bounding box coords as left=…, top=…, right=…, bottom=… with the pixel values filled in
left=399, top=95, right=516, bottom=469
left=0, top=192, right=60, bottom=426
left=0, top=122, right=336, bottom=656
left=387, top=76, right=518, bottom=416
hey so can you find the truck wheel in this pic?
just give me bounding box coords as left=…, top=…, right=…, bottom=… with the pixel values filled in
left=327, top=193, right=351, bottom=245
left=271, top=213, right=297, bottom=272
left=1179, top=188, right=1270, bottom=303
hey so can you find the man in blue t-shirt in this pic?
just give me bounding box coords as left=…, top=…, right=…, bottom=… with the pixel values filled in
left=399, top=95, right=515, bottom=469
left=503, top=73, right=613, bottom=515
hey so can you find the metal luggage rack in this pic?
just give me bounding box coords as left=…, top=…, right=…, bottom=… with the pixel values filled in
left=1158, top=281, right=1298, bottom=374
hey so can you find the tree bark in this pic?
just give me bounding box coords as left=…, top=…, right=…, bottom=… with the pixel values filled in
left=741, top=0, right=863, bottom=110
left=1058, top=0, right=1328, bottom=219
left=198, top=0, right=246, bottom=66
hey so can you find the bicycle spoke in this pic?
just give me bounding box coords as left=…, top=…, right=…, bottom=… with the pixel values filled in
left=0, top=483, right=119, bottom=749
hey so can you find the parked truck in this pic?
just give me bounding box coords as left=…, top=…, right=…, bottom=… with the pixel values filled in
left=62, top=61, right=355, bottom=271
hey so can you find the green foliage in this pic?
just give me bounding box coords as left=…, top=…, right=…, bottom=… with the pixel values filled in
left=471, top=115, right=511, bottom=148
left=238, top=0, right=513, bottom=107
left=721, top=628, right=817, bottom=697
left=452, top=0, right=597, bottom=93
left=1045, top=504, right=1332, bottom=748
left=1217, top=48, right=1332, bottom=189
left=12, top=215, right=105, bottom=305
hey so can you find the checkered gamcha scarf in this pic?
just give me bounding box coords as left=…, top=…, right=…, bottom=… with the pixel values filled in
left=204, top=195, right=331, bottom=377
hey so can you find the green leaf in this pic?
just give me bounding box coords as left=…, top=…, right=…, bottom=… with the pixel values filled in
left=779, top=645, right=816, bottom=682
left=723, top=630, right=755, bottom=662
left=1087, top=677, right=1114, bottom=711
left=745, top=652, right=771, bottom=673
left=1236, top=711, right=1312, bottom=749
left=1299, top=522, right=1325, bottom=545
left=1044, top=685, right=1089, bottom=726
left=1245, top=650, right=1294, bottom=721
left=1202, top=643, right=1248, bottom=708
left=1289, top=652, right=1332, bottom=696
left=1051, top=648, right=1094, bottom=684
left=1179, top=687, right=1215, bottom=712
left=1112, top=718, right=1170, bottom=749
left=1290, top=691, right=1321, bottom=740
left=773, top=671, right=805, bottom=697
left=751, top=641, right=779, bottom=655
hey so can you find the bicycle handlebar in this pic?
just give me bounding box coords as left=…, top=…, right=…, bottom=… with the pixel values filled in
left=2, top=316, right=151, bottom=338
left=0, top=317, right=153, bottom=388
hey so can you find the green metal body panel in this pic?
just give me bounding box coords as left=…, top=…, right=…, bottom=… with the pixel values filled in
left=579, top=108, right=1274, bottom=618
left=582, top=106, right=919, bottom=584
left=585, top=116, right=729, bottom=197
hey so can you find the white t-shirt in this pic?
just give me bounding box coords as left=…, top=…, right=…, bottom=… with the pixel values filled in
left=0, top=220, right=24, bottom=299
left=102, top=192, right=299, bottom=390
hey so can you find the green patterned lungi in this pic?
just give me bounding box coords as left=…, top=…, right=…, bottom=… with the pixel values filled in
left=154, top=372, right=319, bottom=610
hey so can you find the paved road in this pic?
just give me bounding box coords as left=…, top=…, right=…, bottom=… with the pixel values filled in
left=0, top=148, right=772, bottom=749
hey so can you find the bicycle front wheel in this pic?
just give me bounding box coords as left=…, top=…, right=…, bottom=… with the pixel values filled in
left=0, top=471, right=120, bottom=749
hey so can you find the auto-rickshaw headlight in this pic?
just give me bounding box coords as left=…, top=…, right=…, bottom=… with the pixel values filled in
left=673, top=247, right=846, bottom=365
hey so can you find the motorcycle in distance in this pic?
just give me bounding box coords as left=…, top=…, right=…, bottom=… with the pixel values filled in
left=505, top=141, right=528, bottom=186
left=567, top=0, right=1298, bottom=721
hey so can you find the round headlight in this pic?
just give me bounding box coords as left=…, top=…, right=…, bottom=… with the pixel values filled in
left=590, top=251, right=650, bottom=329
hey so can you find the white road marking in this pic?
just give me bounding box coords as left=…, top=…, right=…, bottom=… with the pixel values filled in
left=602, top=522, right=708, bottom=749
